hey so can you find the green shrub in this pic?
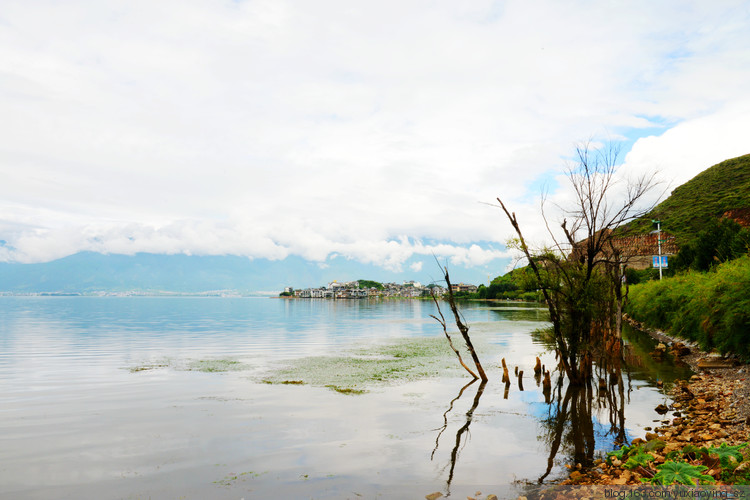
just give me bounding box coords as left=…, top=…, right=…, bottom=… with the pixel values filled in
left=643, top=461, right=715, bottom=486
left=627, top=256, right=750, bottom=360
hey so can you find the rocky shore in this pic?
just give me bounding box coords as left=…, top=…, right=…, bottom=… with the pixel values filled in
left=560, top=316, right=750, bottom=486
left=424, top=319, right=750, bottom=499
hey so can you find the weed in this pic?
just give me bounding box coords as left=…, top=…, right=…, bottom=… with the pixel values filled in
left=325, top=385, right=366, bottom=395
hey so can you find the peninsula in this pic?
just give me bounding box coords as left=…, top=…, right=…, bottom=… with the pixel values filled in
left=280, top=279, right=478, bottom=299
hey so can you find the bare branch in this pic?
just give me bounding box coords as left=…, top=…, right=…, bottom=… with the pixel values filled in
left=430, top=290, right=478, bottom=380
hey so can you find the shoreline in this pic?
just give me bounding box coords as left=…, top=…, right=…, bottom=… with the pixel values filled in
left=561, top=315, right=750, bottom=486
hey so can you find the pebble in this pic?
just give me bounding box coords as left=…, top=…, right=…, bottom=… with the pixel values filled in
left=561, top=356, right=750, bottom=486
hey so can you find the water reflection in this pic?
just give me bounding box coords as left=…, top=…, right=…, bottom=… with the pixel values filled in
left=0, top=298, right=695, bottom=497
left=430, top=321, right=694, bottom=491
left=431, top=379, right=487, bottom=496
left=537, top=366, right=626, bottom=483
left=486, top=305, right=550, bottom=322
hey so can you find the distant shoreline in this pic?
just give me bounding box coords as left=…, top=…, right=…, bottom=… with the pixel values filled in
left=0, top=291, right=275, bottom=298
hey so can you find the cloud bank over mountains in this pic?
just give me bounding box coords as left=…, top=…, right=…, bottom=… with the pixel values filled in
left=1, top=0, right=749, bottom=274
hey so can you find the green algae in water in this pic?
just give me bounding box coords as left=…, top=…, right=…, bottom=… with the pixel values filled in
left=214, top=470, right=267, bottom=487
left=259, top=334, right=504, bottom=391
left=128, top=363, right=169, bottom=373
left=325, top=385, right=367, bottom=395
left=188, top=359, right=249, bottom=372
left=127, top=357, right=251, bottom=374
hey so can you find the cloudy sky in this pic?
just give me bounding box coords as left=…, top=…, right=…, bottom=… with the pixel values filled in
left=1, top=0, right=749, bottom=278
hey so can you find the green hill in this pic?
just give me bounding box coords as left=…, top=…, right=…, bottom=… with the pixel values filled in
left=628, top=153, right=750, bottom=244
left=491, top=153, right=750, bottom=284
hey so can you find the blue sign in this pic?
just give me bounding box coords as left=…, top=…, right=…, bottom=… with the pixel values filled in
left=652, top=255, right=668, bottom=268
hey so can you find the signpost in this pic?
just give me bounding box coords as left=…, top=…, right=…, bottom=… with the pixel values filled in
left=652, top=219, right=663, bottom=280
left=652, top=255, right=668, bottom=269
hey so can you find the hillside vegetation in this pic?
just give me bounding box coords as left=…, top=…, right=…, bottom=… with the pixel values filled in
left=477, top=267, right=541, bottom=301
left=476, top=153, right=750, bottom=363
left=626, top=255, right=750, bottom=361
left=624, top=154, right=750, bottom=359
left=628, top=153, right=750, bottom=244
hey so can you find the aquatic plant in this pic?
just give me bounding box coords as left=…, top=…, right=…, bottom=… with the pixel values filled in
left=258, top=334, right=499, bottom=391
left=128, top=363, right=169, bottom=373
left=325, top=385, right=367, bottom=395
left=188, top=359, right=247, bottom=372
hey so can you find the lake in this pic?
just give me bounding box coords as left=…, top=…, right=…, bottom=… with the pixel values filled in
left=0, top=297, right=690, bottom=499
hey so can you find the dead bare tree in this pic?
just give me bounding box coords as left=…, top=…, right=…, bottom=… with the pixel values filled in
left=430, top=264, right=488, bottom=382
left=430, top=290, right=479, bottom=380
left=497, top=141, right=662, bottom=385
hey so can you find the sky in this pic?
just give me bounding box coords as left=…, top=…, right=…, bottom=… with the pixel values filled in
left=1, top=0, right=749, bottom=283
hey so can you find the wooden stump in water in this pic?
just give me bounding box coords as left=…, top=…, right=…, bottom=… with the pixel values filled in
left=542, top=370, right=551, bottom=391
left=534, top=356, right=542, bottom=375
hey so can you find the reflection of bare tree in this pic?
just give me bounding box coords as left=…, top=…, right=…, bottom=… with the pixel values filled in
left=431, top=380, right=476, bottom=460
left=537, top=353, right=627, bottom=483
left=431, top=380, right=487, bottom=495
left=594, top=360, right=628, bottom=447
left=430, top=338, right=647, bottom=489
left=537, top=377, right=595, bottom=483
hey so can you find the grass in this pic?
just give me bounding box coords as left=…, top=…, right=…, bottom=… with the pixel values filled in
left=626, top=255, right=750, bottom=360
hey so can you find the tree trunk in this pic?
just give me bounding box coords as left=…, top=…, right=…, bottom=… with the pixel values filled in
left=442, top=267, right=488, bottom=382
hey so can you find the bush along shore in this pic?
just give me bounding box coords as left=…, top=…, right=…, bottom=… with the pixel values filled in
left=560, top=316, right=750, bottom=487
left=625, top=255, right=750, bottom=362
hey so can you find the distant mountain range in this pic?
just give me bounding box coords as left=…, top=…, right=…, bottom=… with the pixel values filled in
left=6, top=155, right=746, bottom=295
left=0, top=251, right=489, bottom=294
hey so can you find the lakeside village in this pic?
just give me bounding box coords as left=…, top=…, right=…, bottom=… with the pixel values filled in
left=281, top=280, right=479, bottom=299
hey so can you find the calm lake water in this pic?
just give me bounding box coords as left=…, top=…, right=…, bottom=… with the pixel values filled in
left=0, top=297, right=690, bottom=499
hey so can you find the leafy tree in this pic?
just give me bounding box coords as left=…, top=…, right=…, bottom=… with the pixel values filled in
left=485, top=267, right=541, bottom=300
left=357, top=279, right=384, bottom=290
left=673, top=218, right=750, bottom=272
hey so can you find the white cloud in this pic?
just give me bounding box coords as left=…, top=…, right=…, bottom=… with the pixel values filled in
left=622, top=100, right=750, bottom=196
left=0, top=0, right=749, bottom=268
